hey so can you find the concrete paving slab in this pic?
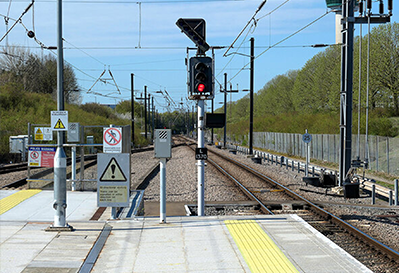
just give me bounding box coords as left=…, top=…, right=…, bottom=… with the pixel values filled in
left=0, top=223, right=57, bottom=273
left=0, top=203, right=374, bottom=273
left=254, top=215, right=371, bottom=273
left=0, top=190, right=17, bottom=199
left=0, top=191, right=98, bottom=222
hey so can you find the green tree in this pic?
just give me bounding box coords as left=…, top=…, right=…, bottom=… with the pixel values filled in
left=292, top=45, right=341, bottom=113
left=369, top=23, right=399, bottom=115
left=256, top=70, right=298, bottom=116
left=0, top=47, right=80, bottom=104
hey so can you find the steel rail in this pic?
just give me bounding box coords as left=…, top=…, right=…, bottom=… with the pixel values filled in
left=207, top=156, right=274, bottom=215
left=184, top=140, right=273, bottom=214
left=2, top=156, right=97, bottom=189
left=210, top=147, right=399, bottom=262
left=0, top=163, right=31, bottom=174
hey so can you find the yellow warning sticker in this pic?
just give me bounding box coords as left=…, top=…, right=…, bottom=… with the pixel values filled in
left=100, top=158, right=127, bottom=182
left=36, top=128, right=42, bottom=134
left=54, top=119, right=66, bottom=129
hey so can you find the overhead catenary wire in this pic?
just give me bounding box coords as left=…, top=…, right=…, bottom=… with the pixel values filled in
left=223, top=0, right=267, bottom=57
left=227, top=9, right=333, bottom=83
left=0, top=0, right=33, bottom=43
left=218, top=0, right=290, bottom=78
left=63, top=38, right=106, bottom=66
left=0, top=0, right=245, bottom=3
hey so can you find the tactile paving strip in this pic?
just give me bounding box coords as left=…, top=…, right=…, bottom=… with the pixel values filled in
left=0, top=190, right=41, bottom=215
left=225, top=219, right=299, bottom=273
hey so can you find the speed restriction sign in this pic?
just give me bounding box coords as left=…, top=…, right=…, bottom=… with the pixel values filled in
left=302, top=133, right=312, bottom=143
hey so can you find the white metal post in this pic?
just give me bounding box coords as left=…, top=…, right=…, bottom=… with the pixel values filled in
left=54, top=147, right=67, bottom=227
left=160, top=158, right=167, bottom=223
left=71, top=146, right=76, bottom=191
left=197, top=100, right=205, bottom=216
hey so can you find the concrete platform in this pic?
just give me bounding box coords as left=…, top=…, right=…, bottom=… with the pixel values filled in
left=0, top=190, right=372, bottom=273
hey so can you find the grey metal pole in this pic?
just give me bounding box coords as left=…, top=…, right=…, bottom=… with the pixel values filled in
left=395, top=179, right=398, bottom=206
left=197, top=100, right=205, bottom=216
left=211, top=97, right=214, bottom=144
left=160, top=158, right=166, bottom=223
left=386, top=137, right=389, bottom=174
left=52, top=0, right=68, bottom=228
left=71, top=146, right=76, bottom=191
left=224, top=73, right=227, bottom=148
left=134, top=73, right=137, bottom=147
left=305, top=130, right=309, bottom=177
left=211, top=47, right=215, bottom=145
left=111, top=207, right=117, bottom=219
left=249, top=37, right=254, bottom=156
left=144, top=86, right=147, bottom=139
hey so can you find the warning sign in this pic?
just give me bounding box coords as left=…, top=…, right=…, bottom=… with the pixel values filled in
left=54, top=119, right=66, bottom=129
left=103, top=127, right=122, bottom=153
left=28, top=147, right=56, bottom=167
left=99, top=186, right=128, bottom=203
left=100, top=157, right=127, bottom=181
left=35, top=127, right=53, bottom=141
left=35, top=128, right=43, bottom=140
left=51, top=111, right=68, bottom=131
left=97, top=153, right=130, bottom=207
left=43, top=127, right=53, bottom=141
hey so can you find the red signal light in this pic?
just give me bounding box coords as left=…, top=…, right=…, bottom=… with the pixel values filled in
left=197, top=83, right=205, bottom=92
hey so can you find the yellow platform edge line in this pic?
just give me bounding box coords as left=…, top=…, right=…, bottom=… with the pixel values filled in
left=0, top=190, right=42, bottom=215
left=225, top=220, right=299, bottom=273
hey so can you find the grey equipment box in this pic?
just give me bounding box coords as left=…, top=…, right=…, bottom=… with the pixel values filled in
left=154, top=129, right=172, bottom=158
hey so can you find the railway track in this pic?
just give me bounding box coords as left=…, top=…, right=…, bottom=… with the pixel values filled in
left=181, top=137, right=399, bottom=272
left=0, top=162, right=30, bottom=174
left=1, top=155, right=97, bottom=189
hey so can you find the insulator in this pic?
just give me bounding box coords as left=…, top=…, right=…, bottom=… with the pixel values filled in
left=27, top=30, right=35, bottom=38
left=388, top=0, right=393, bottom=14
left=367, top=0, right=372, bottom=10
left=379, top=0, right=384, bottom=15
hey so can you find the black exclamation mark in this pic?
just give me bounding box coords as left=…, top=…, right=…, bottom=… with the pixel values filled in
left=111, top=164, right=116, bottom=179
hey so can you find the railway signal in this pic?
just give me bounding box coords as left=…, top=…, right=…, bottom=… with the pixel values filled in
left=176, top=18, right=212, bottom=216
left=189, top=56, right=213, bottom=99
left=176, top=18, right=210, bottom=53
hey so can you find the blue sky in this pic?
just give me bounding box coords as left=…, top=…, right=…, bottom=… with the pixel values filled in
left=1, top=0, right=397, bottom=112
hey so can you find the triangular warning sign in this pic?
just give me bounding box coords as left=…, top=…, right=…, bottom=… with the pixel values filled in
left=36, top=128, right=43, bottom=134
left=100, top=158, right=127, bottom=182
left=54, top=119, right=66, bottom=129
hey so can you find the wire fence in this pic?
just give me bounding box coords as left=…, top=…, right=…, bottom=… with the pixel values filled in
left=246, top=132, right=398, bottom=176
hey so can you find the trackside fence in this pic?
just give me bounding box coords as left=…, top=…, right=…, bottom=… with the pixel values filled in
left=251, top=132, right=398, bottom=176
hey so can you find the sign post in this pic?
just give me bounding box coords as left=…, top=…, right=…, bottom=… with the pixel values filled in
left=154, top=129, right=172, bottom=223
left=302, top=130, right=312, bottom=177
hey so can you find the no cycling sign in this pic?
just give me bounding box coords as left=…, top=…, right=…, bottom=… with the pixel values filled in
left=103, top=127, right=122, bottom=153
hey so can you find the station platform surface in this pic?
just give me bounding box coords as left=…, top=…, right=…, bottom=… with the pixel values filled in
left=0, top=190, right=372, bottom=273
